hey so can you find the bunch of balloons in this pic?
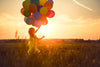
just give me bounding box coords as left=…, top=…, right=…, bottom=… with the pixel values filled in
left=21, top=0, right=55, bottom=27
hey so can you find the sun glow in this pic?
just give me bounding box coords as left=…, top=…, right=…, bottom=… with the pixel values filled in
left=36, top=22, right=55, bottom=37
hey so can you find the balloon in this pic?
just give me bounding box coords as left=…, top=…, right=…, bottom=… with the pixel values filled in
left=44, top=1, right=53, bottom=10
left=47, top=10, right=55, bottom=18
left=33, top=20, right=42, bottom=27
left=24, top=17, right=27, bottom=22
left=33, top=12, right=41, bottom=20
left=26, top=0, right=30, bottom=2
left=25, top=17, right=34, bottom=25
left=31, top=0, right=39, bottom=6
left=38, top=5, right=43, bottom=11
left=23, top=1, right=30, bottom=9
left=40, top=16, right=48, bottom=25
left=42, top=19, right=48, bottom=25
left=48, top=0, right=54, bottom=4
left=30, top=15, right=35, bottom=20
left=40, top=7, right=48, bottom=15
left=29, top=4, right=37, bottom=13
left=23, top=9, right=31, bottom=17
left=21, top=8, right=25, bottom=15
left=40, top=15, right=46, bottom=21
left=39, top=0, right=47, bottom=5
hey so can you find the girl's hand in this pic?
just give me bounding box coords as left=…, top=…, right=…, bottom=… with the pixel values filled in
left=42, top=36, right=45, bottom=38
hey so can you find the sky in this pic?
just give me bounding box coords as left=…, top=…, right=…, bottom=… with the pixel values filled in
left=0, top=0, right=100, bottom=40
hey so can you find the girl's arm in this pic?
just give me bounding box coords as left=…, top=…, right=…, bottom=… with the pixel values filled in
left=35, top=27, right=40, bottom=33
left=35, top=35, right=45, bottom=40
left=39, top=36, right=45, bottom=40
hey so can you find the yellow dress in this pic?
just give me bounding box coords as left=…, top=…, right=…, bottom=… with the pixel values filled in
left=28, top=36, right=40, bottom=55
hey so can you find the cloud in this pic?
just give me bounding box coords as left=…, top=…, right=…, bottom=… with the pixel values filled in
left=73, top=0, right=94, bottom=12
left=0, top=13, right=24, bottom=26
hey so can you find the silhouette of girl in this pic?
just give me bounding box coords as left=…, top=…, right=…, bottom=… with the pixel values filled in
left=28, top=27, right=45, bottom=55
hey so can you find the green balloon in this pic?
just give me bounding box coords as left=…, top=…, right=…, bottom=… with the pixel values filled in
left=23, top=1, right=30, bottom=9
left=23, top=9, right=31, bottom=17
left=26, top=0, right=30, bottom=2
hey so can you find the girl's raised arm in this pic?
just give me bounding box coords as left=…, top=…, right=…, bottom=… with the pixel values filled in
left=35, top=26, right=40, bottom=33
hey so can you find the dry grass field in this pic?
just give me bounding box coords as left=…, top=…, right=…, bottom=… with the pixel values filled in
left=0, top=39, right=100, bottom=67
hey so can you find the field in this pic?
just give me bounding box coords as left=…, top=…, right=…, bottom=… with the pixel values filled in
left=0, top=39, right=100, bottom=67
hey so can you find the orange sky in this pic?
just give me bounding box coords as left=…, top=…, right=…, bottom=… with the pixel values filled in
left=0, top=0, right=100, bottom=40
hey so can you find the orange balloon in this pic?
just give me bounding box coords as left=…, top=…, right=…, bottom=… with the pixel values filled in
left=29, top=4, right=37, bottom=13
left=21, top=8, right=25, bottom=15
left=40, top=16, right=48, bottom=25
left=42, top=19, right=48, bottom=25
left=40, top=15, right=47, bottom=21
left=44, top=1, right=53, bottom=10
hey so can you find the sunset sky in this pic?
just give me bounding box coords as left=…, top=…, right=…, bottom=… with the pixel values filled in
left=0, top=0, right=100, bottom=40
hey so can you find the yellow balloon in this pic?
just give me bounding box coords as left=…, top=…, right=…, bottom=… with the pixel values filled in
left=23, top=1, right=30, bottom=9
left=39, top=0, right=47, bottom=5
left=40, top=7, right=48, bottom=15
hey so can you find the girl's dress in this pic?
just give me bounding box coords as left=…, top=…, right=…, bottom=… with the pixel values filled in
left=28, top=35, right=40, bottom=55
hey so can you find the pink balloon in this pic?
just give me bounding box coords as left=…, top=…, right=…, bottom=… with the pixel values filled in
left=33, top=20, right=42, bottom=27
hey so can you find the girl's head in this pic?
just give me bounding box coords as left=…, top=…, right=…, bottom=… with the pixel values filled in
left=29, top=27, right=35, bottom=36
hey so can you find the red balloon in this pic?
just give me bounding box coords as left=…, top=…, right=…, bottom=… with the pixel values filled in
left=21, top=8, right=25, bottom=15
left=47, top=10, right=55, bottom=18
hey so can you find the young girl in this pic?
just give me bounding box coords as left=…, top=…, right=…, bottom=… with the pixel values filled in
left=28, top=27, right=45, bottom=55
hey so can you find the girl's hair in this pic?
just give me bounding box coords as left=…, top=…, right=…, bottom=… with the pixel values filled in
left=29, top=28, right=35, bottom=37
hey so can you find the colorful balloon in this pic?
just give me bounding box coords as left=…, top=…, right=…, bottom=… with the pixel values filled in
left=48, top=0, right=54, bottom=4
left=21, top=0, right=55, bottom=27
left=23, top=1, right=30, bottom=9
left=33, top=20, right=42, bottom=27
left=26, top=0, right=30, bottom=2
left=29, top=4, right=37, bottom=13
left=40, top=16, right=48, bottom=25
left=31, top=0, right=39, bottom=6
left=33, top=12, right=41, bottom=20
left=40, top=7, right=48, bottom=15
left=47, top=10, right=55, bottom=18
left=23, top=9, right=31, bottom=17
left=38, top=5, right=43, bottom=11
left=39, top=0, right=47, bottom=5
left=25, top=17, right=34, bottom=25
left=44, top=1, right=53, bottom=10
left=42, top=19, right=48, bottom=25
left=21, top=8, right=25, bottom=15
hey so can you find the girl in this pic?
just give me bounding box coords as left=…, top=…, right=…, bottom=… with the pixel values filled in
left=28, top=27, right=45, bottom=55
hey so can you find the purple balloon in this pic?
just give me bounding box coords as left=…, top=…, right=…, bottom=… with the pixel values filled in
left=33, top=12, right=41, bottom=20
left=34, top=20, right=42, bottom=27
left=48, top=0, right=54, bottom=4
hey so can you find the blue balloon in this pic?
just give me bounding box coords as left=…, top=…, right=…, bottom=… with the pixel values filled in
left=33, top=12, right=41, bottom=20
left=25, top=17, right=34, bottom=25
left=38, top=5, right=43, bottom=11
left=31, top=0, right=39, bottom=5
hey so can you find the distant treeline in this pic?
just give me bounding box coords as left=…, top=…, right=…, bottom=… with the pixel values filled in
left=0, top=39, right=100, bottom=43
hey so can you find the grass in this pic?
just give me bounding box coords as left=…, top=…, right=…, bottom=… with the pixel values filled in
left=0, top=40, right=100, bottom=67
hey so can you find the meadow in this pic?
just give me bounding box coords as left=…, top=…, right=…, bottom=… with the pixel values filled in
left=0, top=39, right=100, bottom=67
